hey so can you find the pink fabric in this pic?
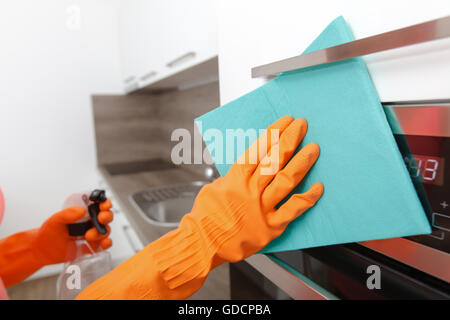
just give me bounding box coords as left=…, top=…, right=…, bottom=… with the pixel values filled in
left=0, top=278, right=8, bottom=300
left=0, top=187, right=8, bottom=299
left=0, top=186, right=4, bottom=225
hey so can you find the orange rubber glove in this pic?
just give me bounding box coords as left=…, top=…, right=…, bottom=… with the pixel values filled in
left=77, top=116, right=323, bottom=300
left=0, top=200, right=113, bottom=287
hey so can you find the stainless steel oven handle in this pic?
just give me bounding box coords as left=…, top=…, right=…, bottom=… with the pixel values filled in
left=360, top=238, right=450, bottom=283
left=252, top=15, right=450, bottom=78
left=245, top=254, right=332, bottom=300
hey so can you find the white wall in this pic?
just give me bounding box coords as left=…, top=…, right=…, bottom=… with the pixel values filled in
left=218, top=0, right=450, bottom=104
left=0, top=0, right=123, bottom=237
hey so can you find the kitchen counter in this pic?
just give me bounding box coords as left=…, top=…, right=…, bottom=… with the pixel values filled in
left=99, top=165, right=230, bottom=300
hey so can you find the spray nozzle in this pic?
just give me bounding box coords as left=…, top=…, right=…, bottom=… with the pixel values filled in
left=67, top=189, right=108, bottom=236
left=89, top=189, right=107, bottom=203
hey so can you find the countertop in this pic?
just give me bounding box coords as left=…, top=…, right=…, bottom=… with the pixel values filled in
left=99, top=165, right=230, bottom=300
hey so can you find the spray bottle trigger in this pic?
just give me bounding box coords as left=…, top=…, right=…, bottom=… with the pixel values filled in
left=88, top=189, right=108, bottom=235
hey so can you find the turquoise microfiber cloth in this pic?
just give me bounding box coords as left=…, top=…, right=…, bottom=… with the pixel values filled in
left=195, top=16, right=431, bottom=253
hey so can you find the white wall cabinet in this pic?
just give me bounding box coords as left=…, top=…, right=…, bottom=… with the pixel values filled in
left=118, top=0, right=218, bottom=93
left=217, top=0, right=450, bottom=104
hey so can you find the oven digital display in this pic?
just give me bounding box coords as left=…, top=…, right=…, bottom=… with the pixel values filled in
left=404, top=154, right=445, bottom=186
left=393, top=133, right=449, bottom=254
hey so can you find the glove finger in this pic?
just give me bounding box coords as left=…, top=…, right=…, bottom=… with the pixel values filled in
left=83, top=241, right=99, bottom=254
left=51, top=206, right=86, bottom=224
left=98, top=210, right=114, bottom=224
left=99, top=238, right=112, bottom=250
left=99, top=199, right=112, bottom=211
left=229, top=116, right=293, bottom=178
left=262, top=143, right=320, bottom=209
left=251, top=118, right=308, bottom=191
left=268, top=182, right=323, bottom=229
left=85, top=225, right=111, bottom=242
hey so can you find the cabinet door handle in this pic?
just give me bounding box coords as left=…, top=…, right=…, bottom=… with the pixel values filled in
left=123, top=76, right=136, bottom=84
left=166, top=51, right=196, bottom=68
left=122, top=225, right=142, bottom=253
left=123, top=76, right=138, bottom=93
left=140, top=71, right=157, bottom=82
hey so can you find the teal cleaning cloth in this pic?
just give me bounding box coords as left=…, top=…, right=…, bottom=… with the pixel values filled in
left=195, top=17, right=431, bottom=253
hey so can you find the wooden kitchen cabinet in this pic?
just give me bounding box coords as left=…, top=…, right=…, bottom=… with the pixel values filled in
left=118, top=0, right=218, bottom=93
left=217, top=0, right=450, bottom=104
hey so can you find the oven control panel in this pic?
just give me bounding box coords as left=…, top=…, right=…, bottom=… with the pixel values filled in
left=385, top=105, right=450, bottom=254
left=395, top=135, right=450, bottom=253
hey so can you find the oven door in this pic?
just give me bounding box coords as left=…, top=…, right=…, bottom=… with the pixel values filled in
left=230, top=104, right=450, bottom=300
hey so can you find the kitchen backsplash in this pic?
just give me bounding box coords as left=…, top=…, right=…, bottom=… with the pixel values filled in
left=92, top=81, right=220, bottom=175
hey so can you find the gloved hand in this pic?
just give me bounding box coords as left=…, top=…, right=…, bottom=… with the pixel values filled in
left=77, top=116, right=323, bottom=300
left=32, top=200, right=114, bottom=266
left=0, top=199, right=113, bottom=287
left=187, top=117, right=323, bottom=265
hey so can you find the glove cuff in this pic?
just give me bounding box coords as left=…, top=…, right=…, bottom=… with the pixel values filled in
left=149, top=214, right=217, bottom=291
left=0, top=229, right=45, bottom=287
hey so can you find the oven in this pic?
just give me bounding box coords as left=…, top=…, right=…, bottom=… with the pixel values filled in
left=230, top=103, right=450, bottom=300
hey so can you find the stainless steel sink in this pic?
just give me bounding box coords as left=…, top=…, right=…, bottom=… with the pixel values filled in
left=129, top=181, right=207, bottom=227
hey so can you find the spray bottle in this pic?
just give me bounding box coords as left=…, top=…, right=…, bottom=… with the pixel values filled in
left=56, top=190, right=112, bottom=300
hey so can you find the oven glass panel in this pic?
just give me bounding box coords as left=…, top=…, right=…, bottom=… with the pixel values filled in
left=394, top=134, right=450, bottom=253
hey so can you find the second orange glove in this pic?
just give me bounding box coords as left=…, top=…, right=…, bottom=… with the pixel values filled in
left=0, top=200, right=113, bottom=287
